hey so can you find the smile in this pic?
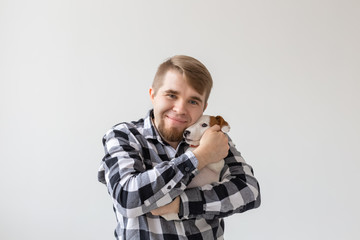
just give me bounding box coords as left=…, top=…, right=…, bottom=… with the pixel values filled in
left=166, top=115, right=188, bottom=124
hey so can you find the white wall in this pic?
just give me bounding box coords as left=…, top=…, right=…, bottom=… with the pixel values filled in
left=1, top=1, right=359, bottom=239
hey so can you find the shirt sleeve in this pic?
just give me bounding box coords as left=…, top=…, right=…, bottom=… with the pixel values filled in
left=98, top=124, right=198, bottom=218
left=178, top=136, right=261, bottom=220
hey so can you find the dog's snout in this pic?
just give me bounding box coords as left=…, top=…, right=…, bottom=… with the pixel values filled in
left=183, top=130, right=190, bottom=138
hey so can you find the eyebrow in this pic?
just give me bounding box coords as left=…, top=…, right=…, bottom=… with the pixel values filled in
left=164, top=89, right=203, bottom=103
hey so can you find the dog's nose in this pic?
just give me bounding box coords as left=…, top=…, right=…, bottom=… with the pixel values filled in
left=183, top=130, right=190, bottom=138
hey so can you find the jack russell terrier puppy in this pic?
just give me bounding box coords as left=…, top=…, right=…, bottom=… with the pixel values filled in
left=184, top=115, right=230, bottom=188
left=161, top=115, right=230, bottom=220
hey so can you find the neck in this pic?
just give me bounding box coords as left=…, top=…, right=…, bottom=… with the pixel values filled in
left=169, top=141, right=181, bottom=149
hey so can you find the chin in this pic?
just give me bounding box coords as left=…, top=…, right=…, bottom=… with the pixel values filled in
left=165, top=122, right=187, bottom=132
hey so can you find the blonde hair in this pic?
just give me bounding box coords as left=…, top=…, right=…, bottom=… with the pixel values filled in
left=152, top=55, right=213, bottom=104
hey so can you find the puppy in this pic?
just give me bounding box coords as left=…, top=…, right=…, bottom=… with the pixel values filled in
left=183, top=115, right=230, bottom=188
left=161, top=115, right=230, bottom=221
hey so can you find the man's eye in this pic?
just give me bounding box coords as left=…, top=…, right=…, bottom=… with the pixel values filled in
left=168, top=94, right=176, bottom=99
left=201, top=123, right=208, bottom=127
left=189, top=100, right=198, bottom=105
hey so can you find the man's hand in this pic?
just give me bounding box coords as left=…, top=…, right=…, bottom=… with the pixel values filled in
left=193, top=125, right=229, bottom=170
left=151, top=196, right=180, bottom=216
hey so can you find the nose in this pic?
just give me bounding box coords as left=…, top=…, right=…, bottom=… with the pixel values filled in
left=183, top=130, right=190, bottom=138
left=173, top=99, right=186, bottom=114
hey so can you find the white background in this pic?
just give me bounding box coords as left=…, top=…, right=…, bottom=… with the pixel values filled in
left=1, top=1, right=359, bottom=239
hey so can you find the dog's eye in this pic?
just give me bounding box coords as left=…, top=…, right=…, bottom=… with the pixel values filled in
left=201, top=123, right=208, bottom=127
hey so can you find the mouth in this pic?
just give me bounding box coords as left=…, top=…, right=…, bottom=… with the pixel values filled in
left=184, top=138, right=200, bottom=145
left=166, top=115, right=188, bottom=125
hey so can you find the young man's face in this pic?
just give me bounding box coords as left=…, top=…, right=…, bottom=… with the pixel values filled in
left=150, top=70, right=207, bottom=147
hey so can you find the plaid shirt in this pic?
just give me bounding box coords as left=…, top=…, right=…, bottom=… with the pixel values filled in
left=98, top=110, right=261, bottom=240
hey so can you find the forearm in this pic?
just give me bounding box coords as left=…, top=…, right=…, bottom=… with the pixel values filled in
left=179, top=171, right=260, bottom=220
left=179, top=140, right=261, bottom=220
left=103, top=150, right=198, bottom=218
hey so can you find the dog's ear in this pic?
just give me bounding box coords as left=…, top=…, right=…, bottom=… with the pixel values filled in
left=215, top=116, right=230, bottom=133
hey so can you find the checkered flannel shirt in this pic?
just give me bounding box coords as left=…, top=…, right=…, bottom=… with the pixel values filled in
left=98, top=110, right=261, bottom=240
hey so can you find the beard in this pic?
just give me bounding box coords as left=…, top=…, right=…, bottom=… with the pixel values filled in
left=157, top=118, right=185, bottom=143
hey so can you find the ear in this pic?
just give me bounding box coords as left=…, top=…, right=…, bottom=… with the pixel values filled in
left=203, top=102, right=208, bottom=112
left=149, top=88, right=155, bottom=103
left=215, top=116, right=230, bottom=133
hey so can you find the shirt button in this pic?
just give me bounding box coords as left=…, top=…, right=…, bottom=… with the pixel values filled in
left=167, top=185, right=172, bottom=190
left=184, top=167, right=190, bottom=172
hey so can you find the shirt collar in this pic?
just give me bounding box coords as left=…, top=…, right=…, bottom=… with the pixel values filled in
left=143, top=109, right=165, bottom=144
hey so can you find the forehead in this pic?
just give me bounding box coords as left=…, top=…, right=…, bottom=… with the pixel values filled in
left=159, top=70, right=206, bottom=100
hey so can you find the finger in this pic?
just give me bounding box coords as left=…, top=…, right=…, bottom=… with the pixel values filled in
left=210, top=124, right=221, bottom=131
left=151, top=209, right=163, bottom=216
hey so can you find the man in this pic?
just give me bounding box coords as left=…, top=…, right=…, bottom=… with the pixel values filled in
left=98, top=55, right=261, bottom=239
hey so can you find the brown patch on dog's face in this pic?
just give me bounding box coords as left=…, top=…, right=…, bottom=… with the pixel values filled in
left=209, top=115, right=229, bottom=128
